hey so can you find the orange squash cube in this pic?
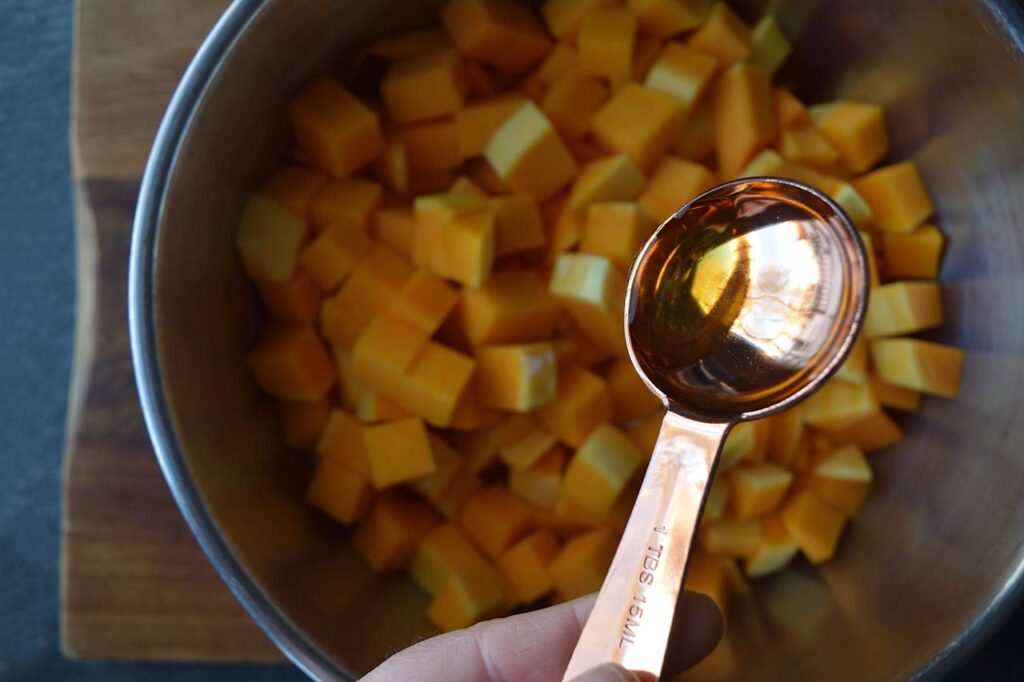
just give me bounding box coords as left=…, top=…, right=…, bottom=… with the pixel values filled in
left=744, top=515, right=799, bottom=577
left=627, top=0, right=709, bottom=37
left=315, top=409, right=371, bottom=476
left=835, top=337, right=868, bottom=384
left=577, top=6, right=636, bottom=86
left=813, top=443, right=871, bottom=482
left=445, top=209, right=496, bottom=287
left=520, top=40, right=577, bottom=99
left=685, top=2, right=751, bottom=65
left=703, top=476, right=729, bottom=522
left=810, top=476, right=870, bottom=519
left=409, top=435, right=465, bottom=506
left=450, top=175, right=489, bottom=198
left=553, top=324, right=615, bottom=369
left=298, top=224, right=374, bottom=291
left=436, top=467, right=484, bottom=519
left=237, top=195, right=307, bottom=283
left=410, top=523, right=490, bottom=595
left=774, top=87, right=811, bottom=128
left=579, top=202, right=652, bottom=270
left=352, top=493, right=442, bottom=571
left=632, top=32, right=665, bottom=82
left=870, top=339, right=964, bottom=399
left=362, top=417, right=436, bottom=489
left=638, top=156, right=717, bottom=224
left=310, top=178, right=383, bottom=233
left=604, top=359, right=663, bottom=423
left=730, top=463, right=794, bottom=521
left=812, top=100, right=888, bottom=173
left=258, top=270, right=323, bottom=325
left=625, top=412, right=664, bottom=454
left=464, top=59, right=498, bottom=97
left=562, top=422, right=644, bottom=517
left=749, top=15, right=790, bottom=75
left=476, top=342, right=557, bottom=412
left=781, top=489, right=845, bottom=563
left=458, top=487, right=535, bottom=559
left=427, top=563, right=506, bottom=631
left=403, top=117, right=462, bottom=172
left=289, top=78, right=383, bottom=178
left=540, top=68, right=610, bottom=141
left=306, top=458, right=374, bottom=525
left=701, top=518, right=760, bottom=557
left=500, top=427, right=559, bottom=472
left=279, top=397, right=333, bottom=450
left=351, top=314, right=430, bottom=396
left=644, top=43, right=717, bottom=114
left=509, top=444, right=567, bottom=508
left=448, top=383, right=506, bottom=431
left=381, top=49, right=468, bottom=125
left=485, top=101, right=579, bottom=201
left=854, top=161, right=934, bottom=233
left=388, top=269, right=461, bottom=335
left=684, top=551, right=728, bottom=612
left=549, top=253, right=627, bottom=355
left=778, top=125, right=840, bottom=172
left=440, top=0, right=552, bottom=74
left=491, top=194, right=547, bottom=255
left=261, top=165, right=329, bottom=220
left=455, top=270, right=561, bottom=345
left=372, top=132, right=410, bottom=196
left=537, top=363, right=612, bottom=446
left=413, top=191, right=490, bottom=278
left=248, top=325, right=336, bottom=402
left=541, top=0, right=607, bottom=41
left=673, top=99, right=716, bottom=161
left=398, top=341, right=477, bottom=426
left=870, top=374, right=921, bottom=412
left=548, top=527, right=616, bottom=600
left=801, top=379, right=879, bottom=431
left=821, top=409, right=903, bottom=453
left=591, top=84, right=685, bottom=171
left=881, top=224, right=944, bottom=279
left=356, top=388, right=412, bottom=424
left=864, top=281, right=943, bottom=338
left=566, top=153, right=646, bottom=212
left=712, top=61, right=776, bottom=177
left=720, top=418, right=771, bottom=470
left=499, top=529, right=560, bottom=604
left=768, top=407, right=804, bottom=468
left=456, top=92, right=527, bottom=158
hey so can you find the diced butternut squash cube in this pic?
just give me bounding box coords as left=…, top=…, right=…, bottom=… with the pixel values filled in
left=774, top=87, right=811, bottom=128
left=864, top=281, right=943, bottom=338
left=299, top=224, right=374, bottom=291
left=801, top=379, right=879, bottom=431
left=258, top=270, right=323, bottom=325
left=456, top=270, right=561, bottom=345
left=870, top=338, right=964, bottom=399
left=448, top=383, right=506, bottom=431
left=373, top=132, right=410, bottom=196
left=464, top=59, right=498, bottom=96
left=632, top=32, right=664, bottom=82
left=881, top=224, right=944, bottom=279
left=604, top=359, right=663, bottom=423
left=410, top=523, right=490, bottom=595
left=548, top=526, right=616, bottom=600
left=541, top=68, right=610, bottom=140
left=289, top=78, right=383, bottom=178
left=577, top=6, right=636, bottom=86
left=685, top=2, right=751, bottom=65
left=363, top=417, right=436, bottom=489
left=703, top=476, right=729, bottom=522
left=381, top=49, right=468, bottom=125
left=413, top=191, right=490, bottom=278
left=501, top=427, right=559, bottom=472
left=428, top=566, right=507, bottom=631
left=562, top=422, right=644, bottom=516
left=768, top=407, right=803, bottom=468
left=541, top=0, right=607, bottom=41
left=351, top=313, right=430, bottom=397
left=810, top=477, right=870, bottom=519
left=403, top=117, right=462, bottom=172
left=720, top=418, right=771, bottom=469
left=781, top=489, right=845, bottom=563
left=836, top=337, right=868, bottom=384
left=458, top=487, right=535, bottom=559
left=261, top=165, right=329, bottom=220
left=730, top=463, right=794, bottom=521
left=537, top=364, right=612, bottom=446
left=355, top=386, right=409, bottom=421
left=450, top=175, right=489, bottom=197
left=437, top=468, right=484, bottom=519
left=237, top=195, right=307, bottom=283
left=440, top=0, right=552, bottom=74
left=352, top=493, right=442, bottom=571
left=553, top=325, right=615, bottom=368
left=685, top=551, right=728, bottom=612
left=248, top=325, right=336, bottom=402
left=465, top=157, right=513, bottom=195
left=812, top=100, right=888, bottom=173
left=310, top=178, right=383, bottom=233
left=744, top=515, right=798, bottom=577
left=509, top=444, right=567, bottom=508
left=870, top=374, right=921, bottom=412
left=638, top=156, right=717, bottom=224
left=644, top=43, right=717, bottom=115
left=701, top=518, right=760, bottom=557
left=819, top=409, right=903, bottom=453
left=279, top=396, right=333, bottom=450
left=499, top=529, right=560, bottom=604
left=549, top=253, right=627, bottom=355
left=820, top=177, right=875, bottom=229
left=410, top=435, right=465, bottom=505
left=749, top=15, right=789, bottom=75
left=712, top=61, right=776, bottom=177
left=590, top=84, right=685, bottom=171
left=673, top=99, right=716, bottom=161
left=444, top=209, right=496, bottom=287
left=388, top=269, right=461, bottom=335
left=476, top=342, right=557, bottom=412
left=456, top=92, right=527, bottom=158
left=520, top=40, right=577, bottom=99
left=580, top=202, right=653, bottom=270
left=566, top=153, right=646, bottom=212
left=306, top=458, right=374, bottom=525
left=491, top=194, right=547, bottom=255
left=625, top=411, right=663, bottom=454
left=367, top=29, right=452, bottom=62
left=778, top=125, right=840, bottom=172
left=627, top=0, right=710, bottom=37
left=485, top=101, right=579, bottom=201
left=813, top=443, right=871, bottom=482
left=315, top=409, right=371, bottom=476
left=854, top=161, right=934, bottom=233
left=400, top=341, right=477, bottom=426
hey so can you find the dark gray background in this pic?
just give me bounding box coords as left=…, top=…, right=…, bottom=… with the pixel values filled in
left=0, top=1, right=1019, bottom=680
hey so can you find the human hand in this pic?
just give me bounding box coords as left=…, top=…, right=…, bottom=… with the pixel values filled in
left=363, top=591, right=723, bottom=681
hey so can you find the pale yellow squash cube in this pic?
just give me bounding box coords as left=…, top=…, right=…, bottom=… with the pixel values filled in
left=835, top=337, right=868, bottom=384
left=870, top=339, right=964, bottom=398
left=625, top=412, right=664, bottom=454
left=566, top=153, right=646, bottom=212
left=536, top=363, right=612, bottom=446
left=854, top=160, right=934, bottom=233
left=801, top=379, right=880, bottom=431
left=476, top=342, right=557, bottom=412
left=703, top=476, right=730, bottom=522
left=456, top=92, right=527, bottom=158
left=750, top=15, right=790, bottom=74
left=562, top=422, right=644, bottom=517
left=427, top=563, right=506, bottom=631
left=644, top=43, right=717, bottom=115
left=590, top=83, right=686, bottom=171
left=410, top=523, right=490, bottom=595
left=638, top=156, right=717, bottom=224
left=812, top=100, right=888, bottom=173
left=730, top=463, right=794, bottom=521
left=864, top=281, right=943, bottom=338
left=237, top=195, right=307, bottom=284
left=549, top=253, right=627, bottom=355
left=509, top=444, right=567, bottom=509
left=485, top=101, right=579, bottom=201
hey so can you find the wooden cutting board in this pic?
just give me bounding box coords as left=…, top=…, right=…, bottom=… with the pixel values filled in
left=61, top=0, right=282, bottom=662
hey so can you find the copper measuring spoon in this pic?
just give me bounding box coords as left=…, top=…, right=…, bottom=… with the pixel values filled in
left=563, top=177, right=868, bottom=680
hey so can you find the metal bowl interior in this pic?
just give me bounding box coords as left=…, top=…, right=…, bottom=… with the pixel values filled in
left=130, top=0, right=1024, bottom=679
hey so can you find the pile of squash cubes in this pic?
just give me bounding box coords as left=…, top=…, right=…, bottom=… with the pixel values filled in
left=235, top=0, right=964, bottom=635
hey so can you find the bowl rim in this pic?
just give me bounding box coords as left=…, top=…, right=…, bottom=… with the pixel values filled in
left=127, top=0, right=1024, bottom=680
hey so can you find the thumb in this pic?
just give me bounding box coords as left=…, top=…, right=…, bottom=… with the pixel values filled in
left=571, top=663, right=653, bottom=682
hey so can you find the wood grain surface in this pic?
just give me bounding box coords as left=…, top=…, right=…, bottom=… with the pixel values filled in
left=61, top=0, right=281, bottom=661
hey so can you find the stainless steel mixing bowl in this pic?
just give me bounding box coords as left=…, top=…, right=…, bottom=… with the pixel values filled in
left=129, top=0, right=1024, bottom=679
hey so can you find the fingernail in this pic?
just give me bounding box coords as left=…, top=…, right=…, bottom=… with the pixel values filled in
left=573, top=663, right=640, bottom=682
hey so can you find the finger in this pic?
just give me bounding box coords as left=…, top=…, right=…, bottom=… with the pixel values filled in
left=662, top=591, right=725, bottom=676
